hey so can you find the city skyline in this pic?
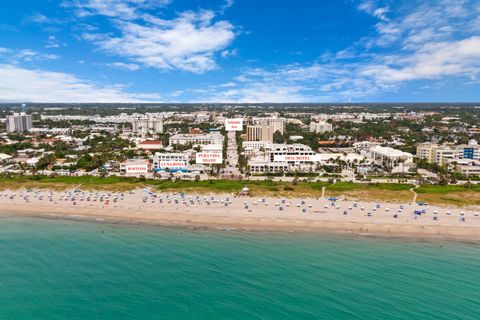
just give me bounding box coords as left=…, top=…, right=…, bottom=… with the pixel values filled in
left=1, top=0, right=480, bottom=103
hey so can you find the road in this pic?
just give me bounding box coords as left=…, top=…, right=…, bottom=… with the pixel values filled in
left=225, top=131, right=241, bottom=175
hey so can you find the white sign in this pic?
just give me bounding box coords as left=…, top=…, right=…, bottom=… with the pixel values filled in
left=273, top=154, right=341, bottom=162
left=158, top=161, right=187, bottom=169
left=274, top=155, right=317, bottom=162
left=126, top=165, right=148, bottom=174
left=225, top=118, right=243, bottom=131
left=196, top=152, right=223, bottom=164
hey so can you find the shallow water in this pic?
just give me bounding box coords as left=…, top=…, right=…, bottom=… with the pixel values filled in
left=0, top=216, right=479, bottom=319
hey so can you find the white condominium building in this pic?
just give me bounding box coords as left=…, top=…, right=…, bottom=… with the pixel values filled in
left=368, top=146, right=413, bottom=165
left=265, top=143, right=316, bottom=163
left=309, top=121, right=333, bottom=133
left=153, top=153, right=188, bottom=171
left=448, top=159, right=480, bottom=176
left=6, top=113, right=33, bottom=133
left=456, top=140, right=480, bottom=160
left=169, top=132, right=224, bottom=145
left=416, top=140, right=479, bottom=165
left=247, top=143, right=316, bottom=173
left=131, top=115, right=163, bottom=135
left=416, top=143, right=455, bottom=165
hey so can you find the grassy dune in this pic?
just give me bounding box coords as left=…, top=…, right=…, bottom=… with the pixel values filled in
left=416, top=184, right=480, bottom=206
left=0, top=175, right=144, bottom=191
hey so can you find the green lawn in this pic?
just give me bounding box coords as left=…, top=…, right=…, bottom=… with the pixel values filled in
left=416, top=184, right=480, bottom=194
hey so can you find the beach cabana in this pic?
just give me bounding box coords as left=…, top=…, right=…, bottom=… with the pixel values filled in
left=240, top=187, right=249, bottom=196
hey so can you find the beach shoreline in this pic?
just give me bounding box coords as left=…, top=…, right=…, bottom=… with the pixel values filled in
left=1, top=187, right=480, bottom=242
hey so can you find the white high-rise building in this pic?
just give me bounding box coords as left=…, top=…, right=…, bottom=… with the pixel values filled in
left=252, top=117, right=286, bottom=134
left=246, top=125, right=274, bottom=142
left=131, top=115, right=163, bottom=135
left=6, top=113, right=32, bottom=133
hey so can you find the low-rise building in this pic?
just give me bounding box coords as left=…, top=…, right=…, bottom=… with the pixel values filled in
left=169, top=132, right=224, bottom=146
left=309, top=121, right=333, bottom=133
left=153, top=153, right=188, bottom=172
left=447, top=159, right=480, bottom=176
left=137, top=140, right=163, bottom=151
left=120, top=159, right=150, bottom=176
left=367, top=146, right=413, bottom=165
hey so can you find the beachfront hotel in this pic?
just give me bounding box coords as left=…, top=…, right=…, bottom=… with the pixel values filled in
left=153, top=153, right=188, bottom=171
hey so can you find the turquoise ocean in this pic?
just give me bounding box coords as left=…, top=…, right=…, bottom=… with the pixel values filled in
left=0, top=216, right=479, bottom=320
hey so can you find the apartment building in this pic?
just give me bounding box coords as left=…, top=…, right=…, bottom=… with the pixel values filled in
left=169, top=132, right=224, bottom=145
left=246, top=125, right=274, bottom=142
left=252, top=117, right=286, bottom=134
left=309, top=121, right=333, bottom=133
left=6, top=113, right=33, bottom=133
left=153, top=153, right=188, bottom=171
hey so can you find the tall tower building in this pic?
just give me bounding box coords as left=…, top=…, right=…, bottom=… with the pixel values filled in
left=246, top=125, right=274, bottom=142
left=6, top=113, right=32, bottom=133
left=131, top=115, right=163, bottom=135
left=246, top=125, right=262, bottom=141
left=252, top=117, right=286, bottom=134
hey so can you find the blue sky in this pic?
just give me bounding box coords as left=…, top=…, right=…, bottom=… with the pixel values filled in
left=0, top=0, right=479, bottom=102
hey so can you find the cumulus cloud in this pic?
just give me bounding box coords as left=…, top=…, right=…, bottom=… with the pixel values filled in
left=65, top=0, right=171, bottom=20
left=0, top=48, right=61, bottom=63
left=361, top=36, right=480, bottom=82
left=83, top=10, right=236, bottom=73
left=45, top=35, right=64, bottom=49
left=0, top=64, right=160, bottom=102
left=106, top=62, right=141, bottom=71
left=357, top=0, right=389, bottom=21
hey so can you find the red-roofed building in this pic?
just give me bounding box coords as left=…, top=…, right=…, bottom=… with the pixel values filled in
left=137, top=140, right=163, bottom=151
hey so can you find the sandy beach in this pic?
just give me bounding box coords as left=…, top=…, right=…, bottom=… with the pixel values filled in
left=0, top=188, right=479, bottom=242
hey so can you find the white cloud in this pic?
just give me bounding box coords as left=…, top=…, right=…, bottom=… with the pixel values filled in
left=220, top=48, right=238, bottom=58
left=65, top=0, right=171, bottom=20
left=220, top=0, right=235, bottom=13
left=169, top=90, right=184, bottom=97
left=219, top=82, right=236, bottom=87
left=45, top=35, right=63, bottom=49
left=361, top=36, right=480, bottom=82
left=7, top=49, right=61, bottom=62
left=202, top=85, right=310, bottom=103
left=106, top=62, right=140, bottom=71
left=0, top=64, right=160, bottom=102
left=83, top=10, right=236, bottom=73
left=25, top=13, right=49, bottom=23
left=358, top=1, right=389, bottom=21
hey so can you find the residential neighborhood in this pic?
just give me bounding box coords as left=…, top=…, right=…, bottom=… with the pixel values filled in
left=1, top=103, right=479, bottom=184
